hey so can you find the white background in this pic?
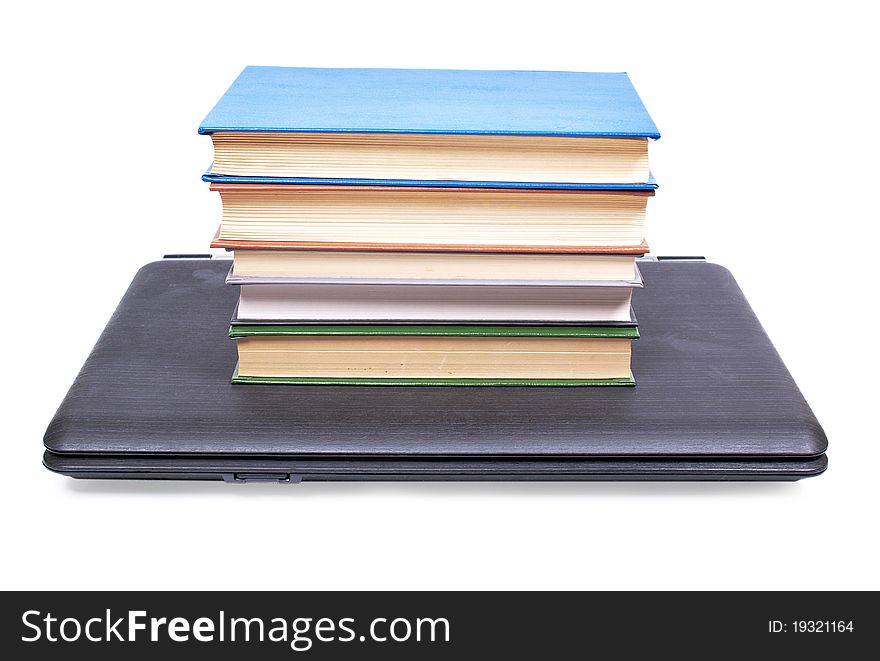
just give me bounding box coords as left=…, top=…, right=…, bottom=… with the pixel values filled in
left=2, top=0, right=878, bottom=590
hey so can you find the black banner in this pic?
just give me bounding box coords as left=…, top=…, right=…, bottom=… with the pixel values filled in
left=1, top=591, right=875, bottom=658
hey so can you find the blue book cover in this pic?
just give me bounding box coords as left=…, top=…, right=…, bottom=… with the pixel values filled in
left=201, top=171, right=658, bottom=191
left=199, top=66, right=660, bottom=138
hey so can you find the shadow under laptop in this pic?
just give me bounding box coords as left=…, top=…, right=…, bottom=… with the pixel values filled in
left=65, top=479, right=797, bottom=498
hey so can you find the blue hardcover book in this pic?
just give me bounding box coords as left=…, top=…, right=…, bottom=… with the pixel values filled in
left=199, top=66, right=659, bottom=137
left=200, top=66, right=659, bottom=188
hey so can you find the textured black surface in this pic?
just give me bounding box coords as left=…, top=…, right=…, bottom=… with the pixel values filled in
left=43, top=258, right=827, bottom=480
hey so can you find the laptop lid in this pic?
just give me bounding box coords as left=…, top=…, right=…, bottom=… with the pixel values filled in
left=43, top=257, right=826, bottom=460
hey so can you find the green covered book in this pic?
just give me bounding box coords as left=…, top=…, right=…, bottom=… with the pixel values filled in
left=229, top=324, right=639, bottom=339
left=230, top=324, right=637, bottom=386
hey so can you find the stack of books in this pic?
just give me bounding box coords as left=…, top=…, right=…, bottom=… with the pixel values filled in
left=199, top=66, right=659, bottom=385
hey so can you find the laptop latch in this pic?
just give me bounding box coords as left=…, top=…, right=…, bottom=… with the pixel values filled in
left=222, top=473, right=302, bottom=484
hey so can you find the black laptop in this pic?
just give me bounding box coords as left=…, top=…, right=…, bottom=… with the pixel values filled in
left=42, top=256, right=827, bottom=482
